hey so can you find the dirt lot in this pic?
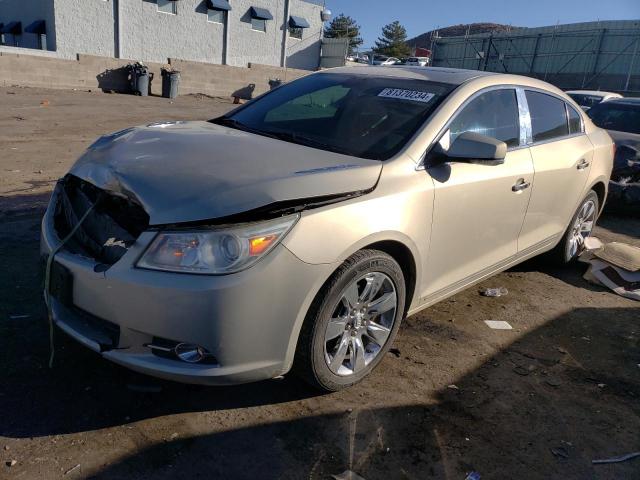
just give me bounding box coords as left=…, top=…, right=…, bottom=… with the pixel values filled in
left=1, top=87, right=639, bottom=480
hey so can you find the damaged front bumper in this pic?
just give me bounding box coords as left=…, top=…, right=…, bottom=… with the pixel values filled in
left=41, top=181, right=333, bottom=385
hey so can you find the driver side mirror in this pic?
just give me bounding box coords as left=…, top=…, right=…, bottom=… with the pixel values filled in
left=433, top=131, right=507, bottom=166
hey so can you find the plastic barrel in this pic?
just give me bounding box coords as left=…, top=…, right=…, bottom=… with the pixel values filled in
left=135, top=71, right=150, bottom=97
left=162, top=71, right=180, bottom=99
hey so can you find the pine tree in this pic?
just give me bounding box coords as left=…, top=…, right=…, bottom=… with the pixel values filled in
left=324, top=14, right=364, bottom=54
left=374, top=21, right=410, bottom=58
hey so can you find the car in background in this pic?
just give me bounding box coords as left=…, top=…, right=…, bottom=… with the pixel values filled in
left=566, top=90, right=623, bottom=111
left=372, top=55, right=400, bottom=66
left=587, top=97, right=640, bottom=213
left=356, top=54, right=369, bottom=64
left=406, top=57, right=429, bottom=67
left=42, top=67, right=613, bottom=391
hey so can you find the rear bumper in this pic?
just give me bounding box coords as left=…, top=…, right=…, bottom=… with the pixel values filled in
left=41, top=185, right=334, bottom=385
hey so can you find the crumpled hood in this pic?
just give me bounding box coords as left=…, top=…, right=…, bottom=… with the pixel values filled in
left=70, top=121, right=382, bottom=225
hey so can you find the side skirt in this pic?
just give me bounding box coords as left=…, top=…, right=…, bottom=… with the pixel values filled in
left=407, top=234, right=561, bottom=317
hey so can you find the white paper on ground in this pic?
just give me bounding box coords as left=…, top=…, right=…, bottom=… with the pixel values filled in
left=484, top=320, right=513, bottom=330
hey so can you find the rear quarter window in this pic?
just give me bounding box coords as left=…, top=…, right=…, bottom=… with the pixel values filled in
left=567, top=104, right=582, bottom=135
left=526, top=91, right=569, bottom=142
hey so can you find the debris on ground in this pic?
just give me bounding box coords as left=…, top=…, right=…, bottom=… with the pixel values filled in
left=465, top=472, right=481, bottom=480
left=40, top=99, right=50, bottom=107
left=331, top=470, right=367, bottom=480
left=388, top=348, right=401, bottom=357
left=8, top=314, right=29, bottom=320
left=592, top=451, right=640, bottom=464
left=484, top=320, right=513, bottom=330
left=545, top=377, right=563, bottom=388
left=513, top=365, right=532, bottom=376
left=6, top=460, right=17, bottom=467
left=64, top=464, right=80, bottom=475
left=479, top=287, right=508, bottom=297
left=580, top=238, right=640, bottom=301
left=447, top=384, right=459, bottom=390
left=550, top=446, right=569, bottom=459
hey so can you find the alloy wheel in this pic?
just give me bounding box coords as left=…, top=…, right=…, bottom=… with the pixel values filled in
left=566, top=199, right=596, bottom=260
left=323, top=272, right=397, bottom=376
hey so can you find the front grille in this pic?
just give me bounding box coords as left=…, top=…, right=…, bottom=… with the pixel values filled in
left=53, top=175, right=149, bottom=266
left=54, top=299, right=121, bottom=351
left=72, top=305, right=121, bottom=349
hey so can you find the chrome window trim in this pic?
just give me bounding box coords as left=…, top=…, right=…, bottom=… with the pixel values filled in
left=515, top=87, right=532, bottom=145
left=417, top=84, right=523, bottom=170
left=565, top=102, right=585, bottom=136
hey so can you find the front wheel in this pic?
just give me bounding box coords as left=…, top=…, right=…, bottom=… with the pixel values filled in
left=552, top=190, right=599, bottom=263
left=294, top=249, right=406, bottom=391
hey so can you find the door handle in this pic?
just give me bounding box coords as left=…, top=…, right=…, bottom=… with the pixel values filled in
left=512, top=178, right=531, bottom=192
left=577, top=159, right=590, bottom=170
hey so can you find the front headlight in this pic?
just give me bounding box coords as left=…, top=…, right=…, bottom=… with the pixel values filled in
left=136, top=214, right=299, bottom=274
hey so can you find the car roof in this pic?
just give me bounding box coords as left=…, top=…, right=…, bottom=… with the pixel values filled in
left=565, top=90, right=621, bottom=97
left=321, top=66, right=498, bottom=85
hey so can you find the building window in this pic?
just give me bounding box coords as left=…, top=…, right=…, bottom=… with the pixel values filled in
left=251, top=18, right=266, bottom=32
left=157, top=0, right=177, bottom=15
left=289, top=27, right=303, bottom=39
left=208, top=9, right=225, bottom=24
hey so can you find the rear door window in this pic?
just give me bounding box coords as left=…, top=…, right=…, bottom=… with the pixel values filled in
left=448, top=88, right=520, bottom=147
left=526, top=91, right=569, bottom=142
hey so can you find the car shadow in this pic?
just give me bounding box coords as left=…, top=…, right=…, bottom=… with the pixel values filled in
left=76, top=306, right=640, bottom=479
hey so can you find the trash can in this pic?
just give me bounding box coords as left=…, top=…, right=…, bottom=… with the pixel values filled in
left=128, top=63, right=151, bottom=96
left=161, top=69, right=181, bottom=99
left=268, top=78, right=283, bottom=90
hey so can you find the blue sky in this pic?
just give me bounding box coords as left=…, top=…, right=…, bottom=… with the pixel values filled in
left=324, top=0, right=639, bottom=49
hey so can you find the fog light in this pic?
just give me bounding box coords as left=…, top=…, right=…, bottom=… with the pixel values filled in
left=174, top=343, right=207, bottom=363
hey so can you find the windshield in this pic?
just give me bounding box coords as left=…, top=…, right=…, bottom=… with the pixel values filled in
left=568, top=93, right=603, bottom=108
left=587, top=102, right=640, bottom=134
left=213, top=73, right=455, bottom=160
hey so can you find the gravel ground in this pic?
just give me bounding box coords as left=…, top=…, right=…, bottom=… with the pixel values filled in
left=0, top=87, right=638, bottom=480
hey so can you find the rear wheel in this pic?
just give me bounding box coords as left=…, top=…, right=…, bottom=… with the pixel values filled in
left=552, top=190, right=599, bottom=263
left=294, top=249, right=406, bottom=391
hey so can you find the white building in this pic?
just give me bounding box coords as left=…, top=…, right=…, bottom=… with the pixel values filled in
left=0, top=0, right=326, bottom=70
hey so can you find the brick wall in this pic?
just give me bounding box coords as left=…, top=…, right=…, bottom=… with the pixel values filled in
left=0, top=51, right=311, bottom=97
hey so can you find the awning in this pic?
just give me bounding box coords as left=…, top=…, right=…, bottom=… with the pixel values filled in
left=250, top=7, right=273, bottom=20
left=207, top=0, right=231, bottom=10
left=25, top=20, right=46, bottom=35
left=1, top=21, right=22, bottom=35
left=289, top=16, right=310, bottom=28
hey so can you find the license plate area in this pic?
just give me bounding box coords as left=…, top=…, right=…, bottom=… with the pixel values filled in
left=49, top=261, right=74, bottom=307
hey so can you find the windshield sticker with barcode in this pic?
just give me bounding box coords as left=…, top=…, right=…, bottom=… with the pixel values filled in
left=377, top=88, right=435, bottom=103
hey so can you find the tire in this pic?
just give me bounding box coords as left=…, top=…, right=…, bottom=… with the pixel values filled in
left=550, top=190, right=599, bottom=263
left=294, top=249, right=406, bottom=392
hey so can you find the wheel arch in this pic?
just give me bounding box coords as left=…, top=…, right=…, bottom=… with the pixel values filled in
left=282, top=234, right=422, bottom=374
left=589, top=180, right=607, bottom=214
left=361, top=240, right=417, bottom=318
